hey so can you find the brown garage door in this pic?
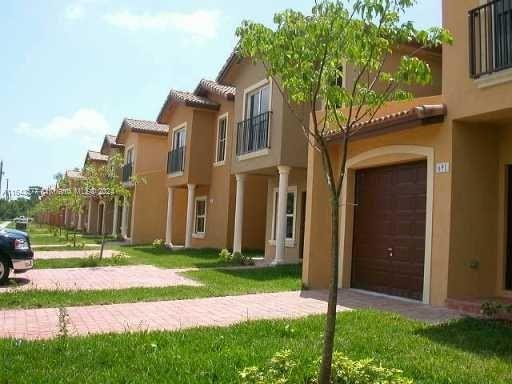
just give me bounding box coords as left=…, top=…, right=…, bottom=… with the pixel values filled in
left=351, top=160, right=427, bottom=301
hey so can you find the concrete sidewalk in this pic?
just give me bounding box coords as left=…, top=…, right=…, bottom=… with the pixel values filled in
left=0, top=290, right=461, bottom=340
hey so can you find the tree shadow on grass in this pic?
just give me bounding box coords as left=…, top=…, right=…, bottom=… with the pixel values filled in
left=209, top=264, right=302, bottom=282
left=416, top=317, right=512, bottom=360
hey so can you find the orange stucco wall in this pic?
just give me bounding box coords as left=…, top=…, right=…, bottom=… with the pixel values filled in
left=443, top=0, right=512, bottom=121
left=302, top=97, right=453, bottom=306
left=117, top=129, right=168, bottom=245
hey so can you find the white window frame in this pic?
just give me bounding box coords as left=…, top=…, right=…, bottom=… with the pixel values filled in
left=122, top=145, right=135, bottom=185
left=169, top=123, right=187, bottom=177
left=192, top=196, right=207, bottom=238
left=269, top=186, right=297, bottom=247
left=214, top=113, right=229, bottom=166
left=242, top=78, right=272, bottom=120
left=237, top=78, right=273, bottom=161
left=125, top=145, right=135, bottom=166
left=171, top=123, right=187, bottom=150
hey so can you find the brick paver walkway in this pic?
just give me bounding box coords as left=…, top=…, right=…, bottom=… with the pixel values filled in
left=2, top=266, right=200, bottom=292
left=35, top=249, right=115, bottom=259
left=32, top=244, right=101, bottom=249
left=0, top=290, right=461, bottom=340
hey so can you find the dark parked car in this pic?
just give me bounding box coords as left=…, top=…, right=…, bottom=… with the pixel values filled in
left=0, top=228, right=34, bottom=284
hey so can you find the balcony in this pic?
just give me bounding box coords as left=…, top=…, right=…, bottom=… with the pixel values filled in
left=122, top=163, right=133, bottom=183
left=469, top=0, right=512, bottom=78
left=167, top=146, right=185, bottom=174
left=236, top=111, right=271, bottom=156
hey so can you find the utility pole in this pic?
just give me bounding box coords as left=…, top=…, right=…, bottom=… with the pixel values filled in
left=0, top=160, right=4, bottom=199
left=5, top=178, right=9, bottom=201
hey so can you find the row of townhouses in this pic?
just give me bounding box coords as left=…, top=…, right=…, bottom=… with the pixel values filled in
left=45, top=0, right=512, bottom=310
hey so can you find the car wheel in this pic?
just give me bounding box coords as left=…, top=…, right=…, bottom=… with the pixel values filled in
left=0, top=258, right=10, bottom=285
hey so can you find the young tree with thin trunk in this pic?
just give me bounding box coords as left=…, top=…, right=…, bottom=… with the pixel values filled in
left=58, top=175, right=86, bottom=247
left=236, top=1, right=452, bottom=382
left=82, top=153, right=138, bottom=259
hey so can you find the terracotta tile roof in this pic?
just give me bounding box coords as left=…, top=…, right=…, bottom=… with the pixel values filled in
left=65, top=170, right=83, bottom=179
left=156, top=89, right=220, bottom=122
left=101, top=134, right=124, bottom=154
left=216, top=50, right=239, bottom=83
left=326, top=103, right=446, bottom=141
left=86, top=150, right=108, bottom=163
left=122, top=118, right=169, bottom=135
left=194, top=79, right=236, bottom=100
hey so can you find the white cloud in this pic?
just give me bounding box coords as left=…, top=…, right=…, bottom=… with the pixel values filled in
left=103, top=9, right=221, bottom=40
left=15, top=109, right=110, bottom=145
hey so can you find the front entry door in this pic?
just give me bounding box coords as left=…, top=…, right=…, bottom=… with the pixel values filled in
left=351, top=161, right=427, bottom=300
left=506, top=165, right=512, bottom=290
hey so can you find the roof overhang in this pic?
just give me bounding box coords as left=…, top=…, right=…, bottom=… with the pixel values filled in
left=326, top=104, right=446, bottom=143
left=156, top=90, right=220, bottom=123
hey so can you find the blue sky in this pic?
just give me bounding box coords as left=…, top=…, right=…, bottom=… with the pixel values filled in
left=0, top=0, right=441, bottom=196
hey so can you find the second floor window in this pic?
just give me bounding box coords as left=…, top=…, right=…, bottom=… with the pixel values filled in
left=168, top=126, right=186, bottom=174
left=173, top=128, right=186, bottom=150
left=126, top=148, right=133, bottom=165
left=246, top=84, right=270, bottom=119
left=216, top=116, right=227, bottom=163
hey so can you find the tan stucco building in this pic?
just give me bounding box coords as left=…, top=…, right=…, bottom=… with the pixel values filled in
left=82, top=150, right=109, bottom=235
left=115, top=119, right=169, bottom=245
left=303, top=0, right=512, bottom=307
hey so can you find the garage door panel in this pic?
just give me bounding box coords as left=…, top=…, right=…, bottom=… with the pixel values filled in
left=351, top=161, right=427, bottom=300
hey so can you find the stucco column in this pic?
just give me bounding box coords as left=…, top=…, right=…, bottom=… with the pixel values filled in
left=87, top=199, right=93, bottom=233
left=77, top=211, right=82, bottom=231
left=233, top=174, right=246, bottom=254
left=112, top=196, right=119, bottom=238
left=274, top=166, right=291, bottom=265
left=165, top=187, right=174, bottom=246
left=121, top=197, right=128, bottom=239
left=185, top=184, right=196, bottom=248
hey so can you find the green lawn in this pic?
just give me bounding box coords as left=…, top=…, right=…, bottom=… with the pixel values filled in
left=34, top=245, right=263, bottom=269
left=0, top=311, right=510, bottom=383
left=27, top=225, right=112, bottom=246
left=0, top=265, right=301, bottom=309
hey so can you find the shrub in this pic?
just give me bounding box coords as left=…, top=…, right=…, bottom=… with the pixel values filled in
left=152, top=239, right=165, bottom=248
left=240, top=350, right=297, bottom=384
left=219, top=248, right=232, bottom=262
left=239, top=350, right=414, bottom=384
left=325, top=353, right=413, bottom=384
left=481, top=301, right=512, bottom=319
left=111, top=251, right=129, bottom=265
left=80, top=254, right=101, bottom=268
left=219, top=249, right=255, bottom=266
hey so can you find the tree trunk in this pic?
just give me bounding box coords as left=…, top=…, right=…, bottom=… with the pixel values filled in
left=318, top=197, right=340, bottom=384
left=73, top=231, right=77, bottom=248
left=99, top=233, right=106, bottom=260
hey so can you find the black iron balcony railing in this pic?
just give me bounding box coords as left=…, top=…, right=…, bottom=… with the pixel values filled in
left=167, top=146, right=185, bottom=174
left=236, top=111, right=271, bottom=156
left=469, top=0, right=512, bottom=78
left=122, top=162, right=133, bottom=182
